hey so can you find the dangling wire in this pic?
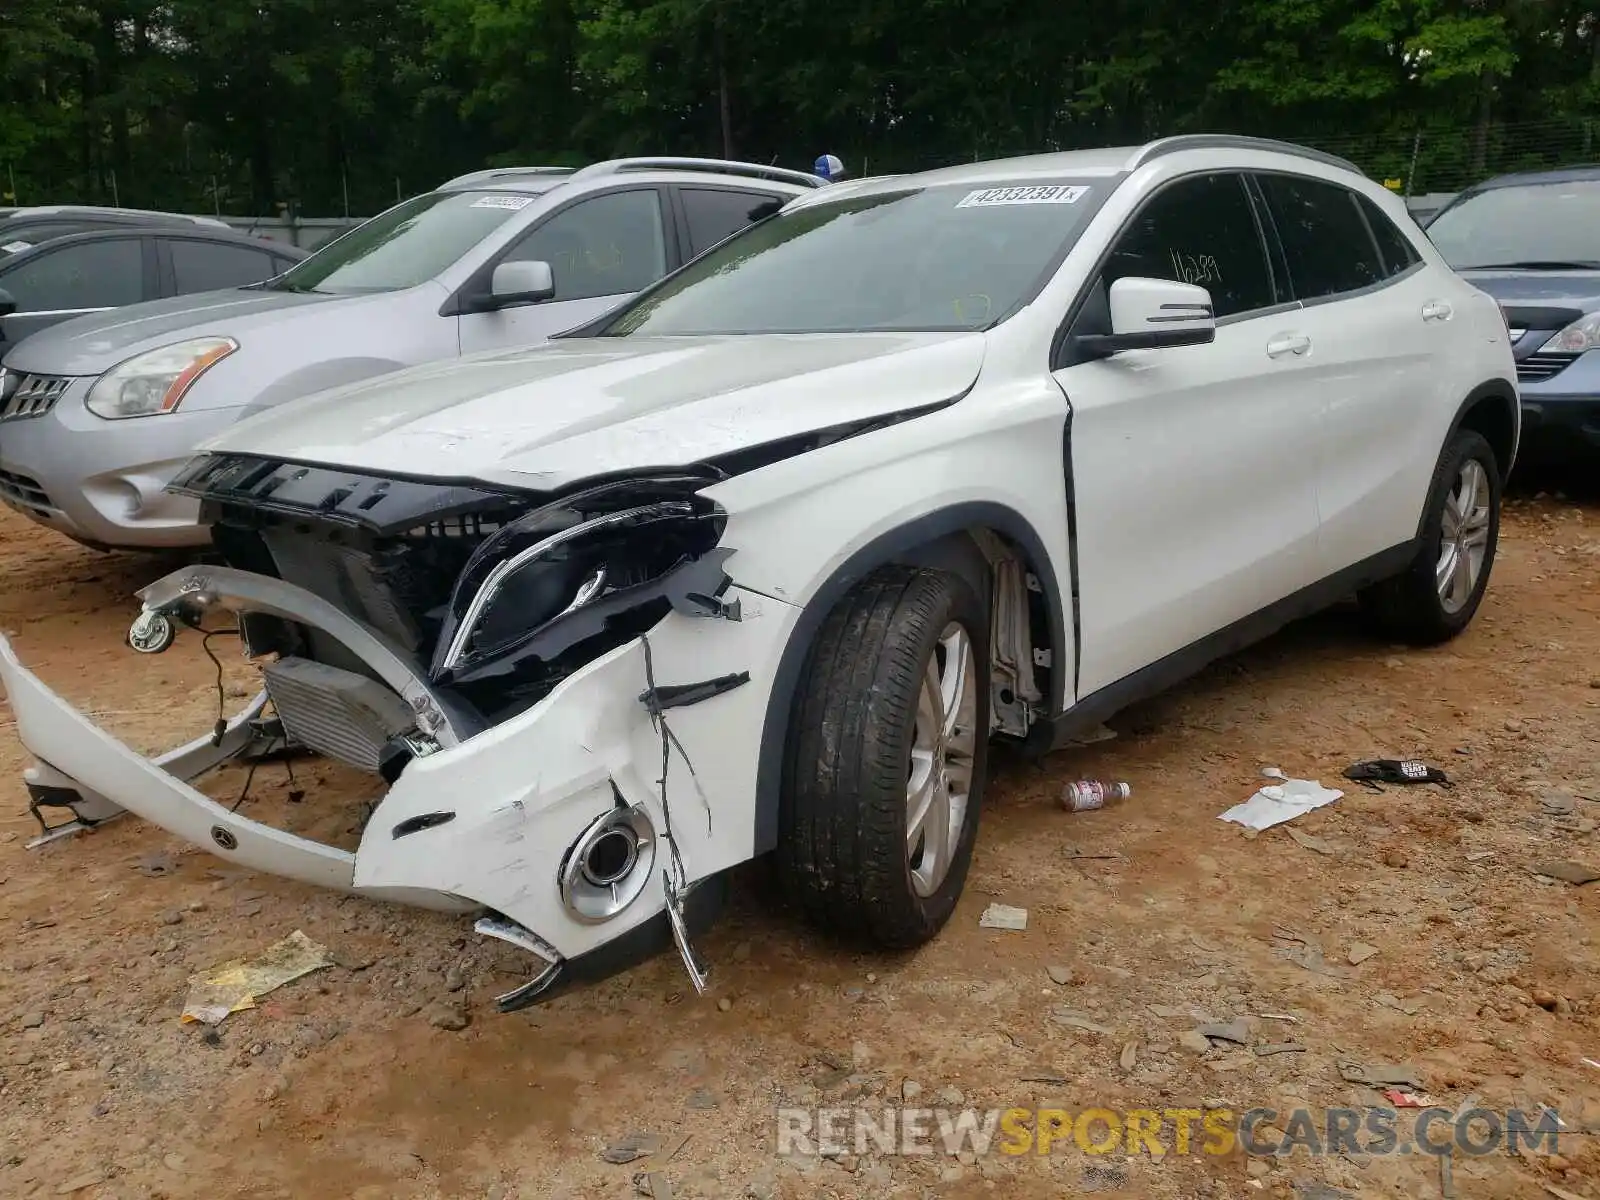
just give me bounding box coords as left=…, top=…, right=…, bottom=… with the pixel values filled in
left=201, top=627, right=241, bottom=746
left=638, top=634, right=713, bottom=864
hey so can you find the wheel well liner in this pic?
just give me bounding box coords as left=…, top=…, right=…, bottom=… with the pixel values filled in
left=1444, top=379, right=1518, bottom=488
left=751, top=501, right=1066, bottom=855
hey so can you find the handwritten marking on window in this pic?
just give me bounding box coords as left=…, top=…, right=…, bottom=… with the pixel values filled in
left=1169, top=250, right=1222, bottom=286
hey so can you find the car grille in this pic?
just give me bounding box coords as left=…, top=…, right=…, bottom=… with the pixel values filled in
left=0, top=468, right=56, bottom=514
left=0, top=373, right=71, bottom=420
left=1516, top=353, right=1579, bottom=384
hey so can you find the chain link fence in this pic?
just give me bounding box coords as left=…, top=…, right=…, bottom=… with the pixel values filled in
left=1293, top=118, right=1600, bottom=197
left=10, top=117, right=1600, bottom=227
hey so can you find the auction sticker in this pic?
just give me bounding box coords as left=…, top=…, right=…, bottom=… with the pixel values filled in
left=470, top=195, right=534, bottom=211
left=955, top=185, right=1088, bottom=208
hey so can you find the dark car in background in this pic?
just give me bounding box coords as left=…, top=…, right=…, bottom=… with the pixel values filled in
left=0, top=226, right=305, bottom=358
left=0, top=205, right=231, bottom=254
left=1425, top=165, right=1600, bottom=464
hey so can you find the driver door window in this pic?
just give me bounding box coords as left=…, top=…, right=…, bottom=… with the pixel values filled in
left=502, top=189, right=668, bottom=301
left=1102, top=173, right=1278, bottom=318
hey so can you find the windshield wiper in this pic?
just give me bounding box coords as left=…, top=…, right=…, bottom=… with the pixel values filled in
left=1458, top=260, right=1600, bottom=271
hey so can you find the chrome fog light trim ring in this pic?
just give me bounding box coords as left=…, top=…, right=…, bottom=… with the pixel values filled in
left=560, top=804, right=657, bottom=924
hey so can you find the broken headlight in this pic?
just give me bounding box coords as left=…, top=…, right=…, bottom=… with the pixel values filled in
left=429, top=478, right=728, bottom=686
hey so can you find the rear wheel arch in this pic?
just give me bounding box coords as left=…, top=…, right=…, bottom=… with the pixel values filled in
left=751, top=501, right=1066, bottom=856
left=1443, top=379, right=1518, bottom=488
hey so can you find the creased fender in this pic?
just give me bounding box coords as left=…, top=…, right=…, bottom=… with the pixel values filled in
left=750, top=500, right=1067, bottom=856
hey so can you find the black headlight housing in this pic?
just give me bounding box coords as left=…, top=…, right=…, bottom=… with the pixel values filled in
left=430, top=476, right=728, bottom=686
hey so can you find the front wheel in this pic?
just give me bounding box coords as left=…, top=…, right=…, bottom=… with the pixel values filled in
left=776, top=565, right=990, bottom=949
left=1359, top=428, right=1501, bottom=645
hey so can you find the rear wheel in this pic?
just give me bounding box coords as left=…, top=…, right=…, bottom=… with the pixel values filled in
left=776, top=565, right=989, bottom=949
left=1360, top=428, right=1500, bottom=645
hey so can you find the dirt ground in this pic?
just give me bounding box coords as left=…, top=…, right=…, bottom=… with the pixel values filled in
left=0, top=483, right=1598, bottom=1200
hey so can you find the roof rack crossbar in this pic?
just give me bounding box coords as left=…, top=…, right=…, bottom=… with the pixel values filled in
left=1133, top=135, right=1363, bottom=176
left=566, top=157, right=823, bottom=188
left=437, top=166, right=577, bottom=190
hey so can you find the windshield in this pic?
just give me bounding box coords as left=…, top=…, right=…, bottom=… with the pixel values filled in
left=601, top=181, right=1100, bottom=335
left=1427, top=180, right=1600, bottom=270
left=265, top=189, right=540, bottom=294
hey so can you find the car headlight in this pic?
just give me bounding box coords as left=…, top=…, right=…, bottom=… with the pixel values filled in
left=1538, top=312, right=1600, bottom=355
left=429, top=478, right=727, bottom=686
left=85, top=337, right=237, bottom=419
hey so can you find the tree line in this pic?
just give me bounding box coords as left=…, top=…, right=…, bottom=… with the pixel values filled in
left=3, top=0, right=1599, bottom=217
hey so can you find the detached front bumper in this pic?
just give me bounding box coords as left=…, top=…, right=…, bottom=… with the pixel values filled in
left=0, top=562, right=794, bottom=1005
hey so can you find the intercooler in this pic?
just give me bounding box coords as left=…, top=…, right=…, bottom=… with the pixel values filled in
left=260, top=656, right=419, bottom=773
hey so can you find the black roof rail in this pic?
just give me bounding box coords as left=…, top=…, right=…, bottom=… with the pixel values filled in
left=1133, top=135, right=1364, bottom=176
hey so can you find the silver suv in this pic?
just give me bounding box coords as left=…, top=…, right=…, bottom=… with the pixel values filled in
left=0, top=158, right=819, bottom=549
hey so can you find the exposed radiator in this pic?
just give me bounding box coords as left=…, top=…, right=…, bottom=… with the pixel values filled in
left=261, top=656, right=418, bottom=773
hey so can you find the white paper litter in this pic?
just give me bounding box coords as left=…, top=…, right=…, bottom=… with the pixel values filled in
left=979, top=904, right=1028, bottom=931
left=1220, top=778, right=1344, bottom=832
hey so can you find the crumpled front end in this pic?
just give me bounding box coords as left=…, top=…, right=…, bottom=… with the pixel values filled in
left=0, top=453, right=798, bottom=1007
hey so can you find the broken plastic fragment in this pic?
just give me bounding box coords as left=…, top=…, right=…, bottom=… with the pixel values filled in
left=1383, top=1088, right=1436, bottom=1108
left=180, top=930, right=334, bottom=1025
left=664, top=870, right=710, bottom=995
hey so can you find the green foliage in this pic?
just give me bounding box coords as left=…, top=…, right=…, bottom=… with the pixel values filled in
left=0, top=0, right=1596, bottom=212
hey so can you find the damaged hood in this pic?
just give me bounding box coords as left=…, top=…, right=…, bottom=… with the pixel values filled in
left=202, top=332, right=986, bottom=488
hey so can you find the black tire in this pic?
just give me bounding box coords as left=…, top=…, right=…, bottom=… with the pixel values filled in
left=776, top=565, right=990, bottom=949
left=1359, top=428, right=1501, bottom=645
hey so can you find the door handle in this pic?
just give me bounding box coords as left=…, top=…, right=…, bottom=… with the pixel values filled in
left=1421, top=300, right=1453, bottom=322
left=1266, top=333, right=1311, bottom=359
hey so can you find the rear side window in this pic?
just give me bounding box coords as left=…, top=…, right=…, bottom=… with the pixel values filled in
left=1103, top=173, right=1277, bottom=318
left=681, top=188, right=782, bottom=257
left=170, top=239, right=282, bottom=292
left=1, top=238, right=144, bottom=311
left=1359, top=196, right=1423, bottom=277
left=1258, top=174, right=1384, bottom=300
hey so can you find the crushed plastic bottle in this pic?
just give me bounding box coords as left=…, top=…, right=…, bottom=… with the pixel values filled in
left=1061, top=779, right=1132, bottom=813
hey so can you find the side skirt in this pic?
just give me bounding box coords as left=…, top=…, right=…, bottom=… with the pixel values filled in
left=1035, top=540, right=1418, bottom=752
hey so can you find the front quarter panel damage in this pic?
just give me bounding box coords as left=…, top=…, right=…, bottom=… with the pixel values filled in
left=353, top=585, right=795, bottom=960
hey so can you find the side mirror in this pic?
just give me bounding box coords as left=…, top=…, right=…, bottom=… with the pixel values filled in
left=486, top=260, right=555, bottom=309
left=1075, top=276, right=1216, bottom=356
left=0, top=288, right=16, bottom=319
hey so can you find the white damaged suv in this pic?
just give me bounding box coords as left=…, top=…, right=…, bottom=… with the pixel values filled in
left=0, top=136, right=1517, bottom=1008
